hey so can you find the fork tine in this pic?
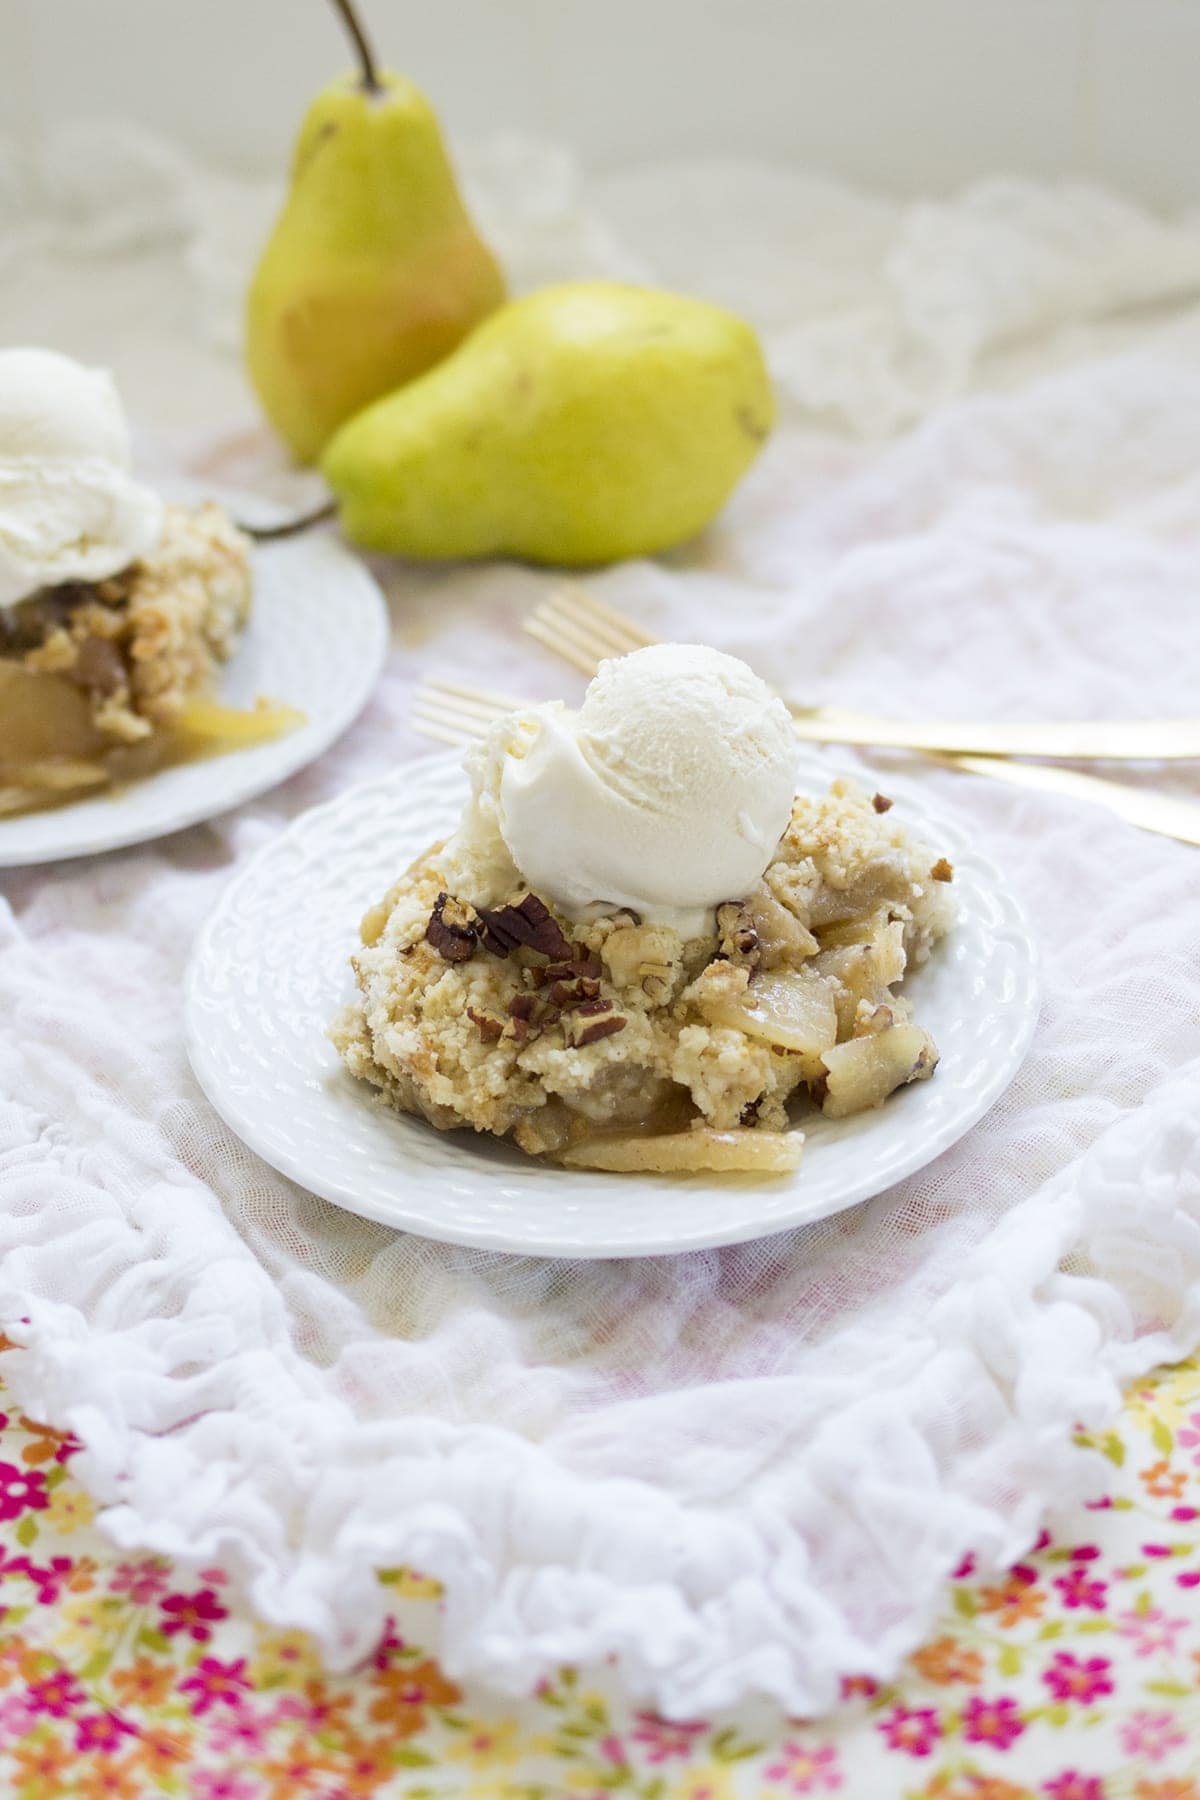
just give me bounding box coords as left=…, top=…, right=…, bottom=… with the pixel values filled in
left=416, top=685, right=516, bottom=726
left=423, top=675, right=529, bottom=712
left=550, top=583, right=657, bottom=650
left=524, top=585, right=655, bottom=673
left=522, top=612, right=611, bottom=677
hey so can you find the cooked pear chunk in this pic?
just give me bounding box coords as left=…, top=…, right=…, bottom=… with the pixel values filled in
left=705, top=969, right=837, bottom=1078
left=562, top=1127, right=803, bottom=1175
left=816, top=1024, right=939, bottom=1119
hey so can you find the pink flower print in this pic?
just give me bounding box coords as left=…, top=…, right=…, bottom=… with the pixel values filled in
left=74, top=1711, right=135, bottom=1755
left=839, top=1674, right=878, bottom=1701
left=1116, top=1606, right=1189, bottom=1657
left=27, top=1668, right=86, bottom=1717
left=25, top=1555, right=75, bottom=1605
left=763, top=1738, right=843, bottom=1792
left=0, top=1693, right=36, bottom=1746
left=159, top=1585, right=228, bottom=1641
left=198, top=1566, right=229, bottom=1585
left=371, top=1617, right=404, bottom=1669
left=1042, top=1652, right=1115, bottom=1705
left=1177, top=1410, right=1200, bottom=1464
left=0, top=1462, right=47, bottom=1520
left=877, top=1705, right=942, bottom=1757
left=630, top=1713, right=708, bottom=1762
left=109, top=1558, right=170, bottom=1605
left=207, top=1705, right=272, bottom=1758
left=1176, top=1570, right=1200, bottom=1589
left=1053, top=1566, right=1107, bottom=1611
left=961, top=1693, right=1026, bottom=1751
left=179, top=1656, right=251, bottom=1716
left=1043, top=1776, right=1106, bottom=1800
left=1119, top=1709, right=1188, bottom=1761
left=597, top=1734, right=627, bottom=1766
left=1068, top=1544, right=1100, bottom=1561
left=191, top=1775, right=259, bottom=1800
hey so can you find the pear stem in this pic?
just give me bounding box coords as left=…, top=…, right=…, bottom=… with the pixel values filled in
left=328, top=0, right=382, bottom=94
left=238, top=499, right=339, bottom=542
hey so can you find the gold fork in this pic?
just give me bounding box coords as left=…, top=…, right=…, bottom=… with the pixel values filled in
left=525, top=585, right=1200, bottom=762
left=411, top=672, right=1200, bottom=848
left=513, top=586, right=1200, bottom=850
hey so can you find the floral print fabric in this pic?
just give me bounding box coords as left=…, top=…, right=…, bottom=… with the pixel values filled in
left=0, top=1358, right=1199, bottom=1798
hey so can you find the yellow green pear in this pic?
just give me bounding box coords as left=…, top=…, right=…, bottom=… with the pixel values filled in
left=246, top=0, right=505, bottom=465
left=321, top=281, right=775, bottom=565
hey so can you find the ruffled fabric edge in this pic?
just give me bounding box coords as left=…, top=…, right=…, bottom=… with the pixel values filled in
left=2, top=1064, right=1198, bottom=1719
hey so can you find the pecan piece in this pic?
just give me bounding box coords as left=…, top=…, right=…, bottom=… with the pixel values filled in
left=425, top=893, right=478, bottom=963
left=872, top=792, right=894, bottom=814
left=478, top=892, right=573, bottom=961
left=715, top=901, right=760, bottom=963
left=548, top=976, right=601, bottom=1009
left=930, top=858, right=954, bottom=883
left=467, top=1006, right=503, bottom=1043
left=564, top=1000, right=628, bottom=1047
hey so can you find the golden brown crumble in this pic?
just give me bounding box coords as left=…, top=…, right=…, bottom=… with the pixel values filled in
left=3, top=502, right=252, bottom=745
left=332, top=779, right=957, bottom=1174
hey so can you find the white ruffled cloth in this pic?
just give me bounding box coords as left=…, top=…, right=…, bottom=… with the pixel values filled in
left=2, top=123, right=1200, bottom=1718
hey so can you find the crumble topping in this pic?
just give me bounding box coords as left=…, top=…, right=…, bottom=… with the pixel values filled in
left=332, top=778, right=957, bottom=1170
left=2, top=502, right=252, bottom=745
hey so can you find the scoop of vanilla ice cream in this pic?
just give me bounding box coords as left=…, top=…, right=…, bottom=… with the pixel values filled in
left=440, top=644, right=798, bottom=935
left=0, top=348, right=164, bottom=607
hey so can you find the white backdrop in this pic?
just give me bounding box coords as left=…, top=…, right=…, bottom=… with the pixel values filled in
left=3, top=0, right=1199, bottom=206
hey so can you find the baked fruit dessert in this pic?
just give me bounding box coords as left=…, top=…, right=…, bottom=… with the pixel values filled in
left=0, top=348, right=296, bottom=816
left=334, top=644, right=956, bottom=1176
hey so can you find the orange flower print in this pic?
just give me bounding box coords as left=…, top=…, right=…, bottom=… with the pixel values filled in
left=109, top=1656, right=175, bottom=1710
left=335, top=1733, right=401, bottom=1795
left=367, top=1656, right=461, bottom=1733
left=129, top=1728, right=190, bottom=1781
left=260, top=1747, right=339, bottom=1800
left=978, top=1564, right=1044, bottom=1627
left=911, top=1635, right=984, bottom=1686
left=11, top=1734, right=74, bottom=1800
left=1140, top=1459, right=1187, bottom=1499
left=1135, top=1782, right=1200, bottom=1800
left=76, top=1760, right=143, bottom=1800
left=18, top=1416, right=81, bottom=1468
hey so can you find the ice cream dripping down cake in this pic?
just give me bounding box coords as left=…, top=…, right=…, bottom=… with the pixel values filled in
left=334, top=645, right=957, bottom=1175
left=0, top=348, right=299, bottom=816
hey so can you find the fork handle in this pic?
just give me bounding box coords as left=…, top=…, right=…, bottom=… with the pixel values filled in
left=934, top=752, right=1200, bottom=846
left=791, top=707, right=1200, bottom=762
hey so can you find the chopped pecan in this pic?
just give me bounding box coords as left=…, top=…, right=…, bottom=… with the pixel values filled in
left=548, top=976, right=601, bottom=1009
left=508, top=993, right=538, bottom=1022
left=467, top=1006, right=503, bottom=1043
left=478, top=892, right=572, bottom=961
left=930, top=858, right=954, bottom=883
left=564, top=1000, right=628, bottom=1047
left=808, top=1073, right=829, bottom=1109
left=872, top=792, right=894, bottom=814
left=73, top=634, right=127, bottom=694
left=426, top=893, right=478, bottom=963
left=715, top=901, right=760, bottom=963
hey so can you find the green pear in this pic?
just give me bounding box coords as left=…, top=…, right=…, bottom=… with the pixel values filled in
left=246, top=0, right=506, bottom=465
left=321, top=281, right=775, bottom=565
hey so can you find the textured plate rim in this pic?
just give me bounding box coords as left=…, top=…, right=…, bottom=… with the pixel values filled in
left=184, top=751, right=1040, bottom=1258
left=0, top=528, right=389, bottom=868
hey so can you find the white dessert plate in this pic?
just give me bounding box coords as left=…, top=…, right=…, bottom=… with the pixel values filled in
left=184, top=749, right=1039, bottom=1259
left=0, top=511, right=389, bottom=867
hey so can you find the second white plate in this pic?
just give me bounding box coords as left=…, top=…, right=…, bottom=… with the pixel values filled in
left=0, top=524, right=389, bottom=867
left=184, top=750, right=1039, bottom=1259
